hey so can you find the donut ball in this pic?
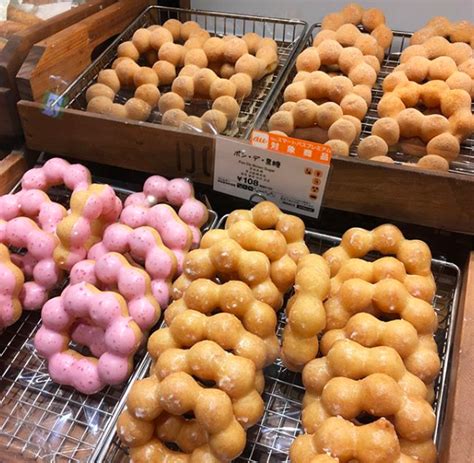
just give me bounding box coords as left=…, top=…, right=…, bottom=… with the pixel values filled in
left=171, top=76, right=194, bottom=100
left=97, top=69, right=121, bottom=93
left=313, top=30, right=337, bottom=47
left=341, top=3, right=364, bottom=25
left=317, top=102, right=343, bottom=129
left=152, top=61, right=176, bottom=86
left=403, top=56, right=430, bottom=82
left=449, top=110, right=474, bottom=141
left=427, top=16, right=452, bottom=34
left=149, top=27, right=173, bottom=51
left=342, top=114, right=362, bottom=137
left=162, top=108, right=188, bottom=128
left=328, top=75, right=354, bottom=103
left=326, top=139, right=350, bottom=156
left=159, top=43, right=185, bottom=67
left=446, top=71, right=472, bottom=94
left=335, top=24, right=360, bottom=47
left=189, top=29, right=210, bottom=43
left=338, top=47, right=364, bottom=74
left=220, top=63, right=235, bottom=79
left=145, top=50, right=158, bottom=66
left=180, top=21, right=202, bottom=42
left=322, top=12, right=345, bottom=31
left=203, top=37, right=225, bottom=62
left=209, top=78, right=237, bottom=100
left=372, top=155, right=395, bottom=164
left=296, top=47, right=321, bottom=72
left=132, top=28, right=152, bottom=54
left=292, top=99, right=318, bottom=128
left=133, top=67, right=159, bottom=87
left=348, top=62, right=377, bottom=86
left=352, top=84, right=372, bottom=105
left=268, top=111, right=294, bottom=134
left=184, top=48, right=208, bottom=68
left=397, top=108, right=424, bottom=138
left=354, top=34, right=379, bottom=56
left=243, top=32, right=262, bottom=54
left=449, top=20, right=474, bottom=43
left=183, top=115, right=203, bottom=131
left=305, top=71, right=332, bottom=99
left=372, top=117, right=400, bottom=145
left=417, top=155, right=449, bottom=172
left=358, top=135, right=388, bottom=159
left=112, top=57, right=132, bottom=70
left=410, top=27, right=436, bottom=45
left=158, top=92, right=185, bottom=114
left=393, top=81, right=420, bottom=107
left=446, top=42, right=472, bottom=65
left=284, top=81, right=307, bottom=102
left=420, top=114, right=449, bottom=143
left=421, top=80, right=449, bottom=108
left=201, top=109, right=228, bottom=134
left=401, top=45, right=428, bottom=63
left=193, top=68, right=218, bottom=97
left=147, top=25, right=161, bottom=32
left=87, top=96, right=113, bottom=114
left=117, top=41, right=139, bottom=61
left=294, top=71, right=311, bottom=83
left=125, top=98, right=152, bottom=121
left=362, top=8, right=385, bottom=32
left=426, top=133, right=460, bottom=161
left=328, top=118, right=357, bottom=145
left=340, top=93, right=368, bottom=120
left=441, top=89, right=472, bottom=117
left=459, top=59, right=474, bottom=79
left=163, top=19, right=182, bottom=41
left=108, top=103, right=127, bottom=119
left=371, top=24, right=393, bottom=49
left=363, top=54, right=381, bottom=73
left=135, top=84, right=160, bottom=107
left=258, top=37, right=278, bottom=52
left=424, top=36, right=450, bottom=59
left=229, top=73, right=253, bottom=99
left=235, top=54, right=264, bottom=80
left=317, top=40, right=343, bottom=65
left=224, top=37, right=249, bottom=64
left=86, top=83, right=115, bottom=102
left=212, top=96, right=240, bottom=121
left=256, top=47, right=278, bottom=74
left=179, top=64, right=200, bottom=78
left=378, top=93, right=405, bottom=117
left=280, top=101, right=297, bottom=112
left=184, top=37, right=205, bottom=50
left=428, top=56, right=457, bottom=81
left=115, top=60, right=140, bottom=87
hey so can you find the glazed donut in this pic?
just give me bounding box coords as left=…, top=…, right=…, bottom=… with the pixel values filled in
left=54, top=184, right=122, bottom=270
left=0, top=244, right=24, bottom=329
left=34, top=282, right=143, bottom=394
left=167, top=278, right=279, bottom=363
left=88, top=224, right=177, bottom=308
left=281, top=254, right=330, bottom=372
left=0, top=217, right=62, bottom=310
left=123, top=176, right=208, bottom=246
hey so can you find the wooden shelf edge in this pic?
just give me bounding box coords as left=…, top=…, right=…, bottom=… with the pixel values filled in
left=0, top=151, right=27, bottom=194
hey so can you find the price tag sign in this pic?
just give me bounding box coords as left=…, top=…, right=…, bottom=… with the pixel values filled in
left=213, top=130, right=332, bottom=218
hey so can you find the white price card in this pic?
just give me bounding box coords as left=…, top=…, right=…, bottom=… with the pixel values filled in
left=214, top=130, right=332, bottom=219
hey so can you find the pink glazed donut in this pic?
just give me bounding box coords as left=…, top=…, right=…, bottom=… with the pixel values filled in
left=69, top=252, right=161, bottom=331
left=88, top=224, right=177, bottom=308
left=54, top=184, right=123, bottom=271
left=21, top=158, right=91, bottom=193
left=0, top=217, right=62, bottom=310
left=123, top=176, right=209, bottom=247
left=34, top=282, right=142, bottom=394
left=0, top=244, right=24, bottom=329
left=120, top=204, right=193, bottom=272
left=0, top=189, right=66, bottom=234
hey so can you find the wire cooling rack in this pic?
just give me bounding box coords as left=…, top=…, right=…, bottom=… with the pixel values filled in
left=98, top=223, right=460, bottom=462
left=58, top=5, right=307, bottom=140
left=256, top=24, right=474, bottom=175
left=0, top=174, right=218, bottom=463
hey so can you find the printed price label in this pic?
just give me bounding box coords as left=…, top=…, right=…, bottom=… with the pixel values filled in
left=213, top=131, right=332, bottom=218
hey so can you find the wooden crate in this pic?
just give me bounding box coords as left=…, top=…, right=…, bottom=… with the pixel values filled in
left=17, top=101, right=474, bottom=235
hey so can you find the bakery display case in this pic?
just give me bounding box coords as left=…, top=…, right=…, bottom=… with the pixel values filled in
left=0, top=2, right=473, bottom=463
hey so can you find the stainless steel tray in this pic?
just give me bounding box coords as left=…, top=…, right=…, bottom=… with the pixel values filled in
left=255, top=23, right=474, bottom=175
left=98, top=219, right=460, bottom=462
left=57, top=5, right=307, bottom=140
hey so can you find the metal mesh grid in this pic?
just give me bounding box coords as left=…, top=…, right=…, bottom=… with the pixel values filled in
left=58, top=6, right=307, bottom=140
left=0, top=173, right=218, bottom=463
left=257, top=24, right=474, bottom=175
left=99, top=225, right=460, bottom=462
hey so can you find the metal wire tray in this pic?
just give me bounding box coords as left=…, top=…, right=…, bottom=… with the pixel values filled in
left=255, top=23, right=474, bottom=175
left=57, top=5, right=307, bottom=140
left=0, top=169, right=218, bottom=463
left=98, top=222, right=461, bottom=463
